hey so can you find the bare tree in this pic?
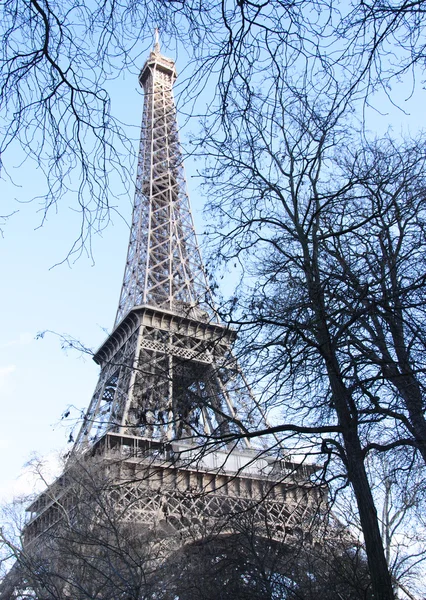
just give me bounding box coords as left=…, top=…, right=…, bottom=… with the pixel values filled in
left=3, top=2, right=426, bottom=597
left=0, top=0, right=326, bottom=253
left=373, top=455, right=426, bottom=598
left=158, top=522, right=373, bottom=600
left=196, top=68, right=426, bottom=597
left=0, top=458, right=161, bottom=599
left=321, top=139, right=426, bottom=463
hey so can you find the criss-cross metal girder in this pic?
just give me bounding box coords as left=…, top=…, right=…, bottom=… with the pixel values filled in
left=4, top=43, right=324, bottom=600
left=72, top=43, right=265, bottom=450
left=115, top=45, right=215, bottom=327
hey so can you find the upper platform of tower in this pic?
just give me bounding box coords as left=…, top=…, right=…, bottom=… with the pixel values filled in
left=139, top=35, right=177, bottom=88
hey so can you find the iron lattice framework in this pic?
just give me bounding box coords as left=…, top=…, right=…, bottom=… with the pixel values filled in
left=1, top=37, right=325, bottom=600
left=115, top=41, right=215, bottom=327
left=74, top=306, right=258, bottom=447
left=25, top=434, right=320, bottom=546
left=73, top=40, right=261, bottom=449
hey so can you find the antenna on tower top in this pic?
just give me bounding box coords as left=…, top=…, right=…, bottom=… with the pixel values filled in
left=154, top=28, right=160, bottom=52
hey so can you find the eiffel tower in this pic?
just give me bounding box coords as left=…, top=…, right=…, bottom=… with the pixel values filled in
left=2, top=34, right=321, bottom=599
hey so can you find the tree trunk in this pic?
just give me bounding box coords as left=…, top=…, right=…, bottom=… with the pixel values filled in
left=310, top=275, right=395, bottom=599
left=324, top=353, right=395, bottom=600
left=343, top=423, right=395, bottom=600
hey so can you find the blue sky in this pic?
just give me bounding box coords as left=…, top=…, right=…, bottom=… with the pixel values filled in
left=0, top=40, right=425, bottom=502
left=0, top=143, right=129, bottom=498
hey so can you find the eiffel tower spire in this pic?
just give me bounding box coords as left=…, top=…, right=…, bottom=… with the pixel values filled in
left=115, top=35, right=215, bottom=327
left=73, top=36, right=254, bottom=449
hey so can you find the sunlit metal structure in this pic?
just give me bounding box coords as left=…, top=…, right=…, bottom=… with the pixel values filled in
left=72, top=37, right=257, bottom=449
left=1, top=35, right=323, bottom=600
left=115, top=33, right=215, bottom=326
left=27, top=32, right=320, bottom=544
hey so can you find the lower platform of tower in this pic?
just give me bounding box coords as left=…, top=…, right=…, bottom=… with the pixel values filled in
left=24, top=432, right=322, bottom=545
left=0, top=432, right=346, bottom=600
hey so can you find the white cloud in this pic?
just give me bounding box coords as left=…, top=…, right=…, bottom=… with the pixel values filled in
left=0, top=452, right=63, bottom=504
left=0, top=364, right=16, bottom=389
left=0, top=332, right=33, bottom=349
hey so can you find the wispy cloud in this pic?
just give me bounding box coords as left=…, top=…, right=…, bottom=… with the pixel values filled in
left=0, top=332, right=33, bottom=349
left=0, top=364, right=16, bottom=389
left=0, top=451, right=62, bottom=503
